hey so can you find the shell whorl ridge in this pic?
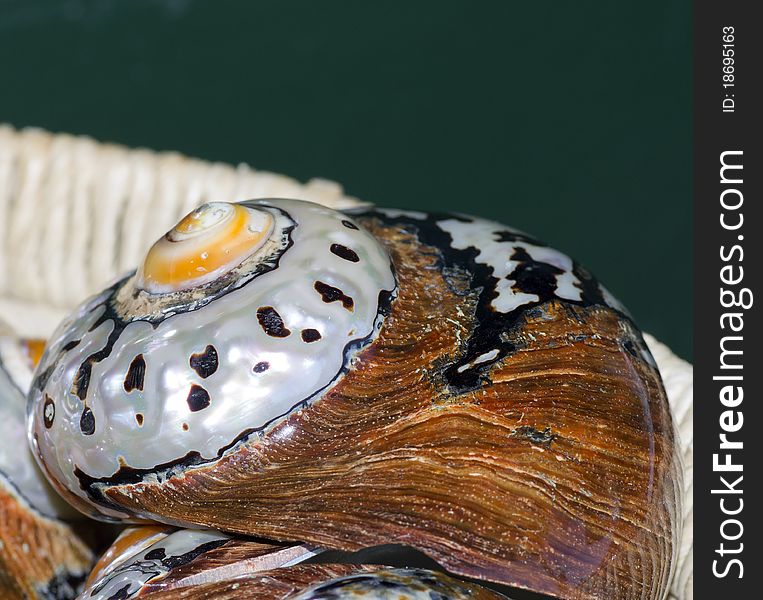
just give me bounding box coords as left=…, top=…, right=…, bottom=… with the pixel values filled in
left=26, top=199, right=681, bottom=599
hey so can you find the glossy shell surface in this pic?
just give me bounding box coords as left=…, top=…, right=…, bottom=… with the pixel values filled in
left=84, top=546, right=508, bottom=600
left=0, top=324, right=93, bottom=600
left=1, top=329, right=73, bottom=519
left=29, top=201, right=681, bottom=599
left=30, top=200, right=395, bottom=517
left=80, top=526, right=318, bottom=600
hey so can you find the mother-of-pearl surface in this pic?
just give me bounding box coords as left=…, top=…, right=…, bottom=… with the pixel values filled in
left=371, top=210, right=629, bottom=318
left=82, top=528, right=231, bottom=599
left=0, top=327, right=78, bottom=519
left=438, top=218, right=585, bottom=312
left=29, top=200, right=395, bottom=516
left=82, top=527, right=318, bottom=600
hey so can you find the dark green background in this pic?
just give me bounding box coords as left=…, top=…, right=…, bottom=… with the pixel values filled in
left=0, top=0, right=692, bottom=359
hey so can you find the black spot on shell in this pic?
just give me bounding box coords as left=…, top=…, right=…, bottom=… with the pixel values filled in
left=189, top=345, right=218, bottom=379
left=512, top=426, right=556, bottom=447
left=62, top=339, right=81, bottom=352
left=256, top=306, right=291, bottom=337
left=341, top=219, right=359, bottom=230
left=145, top=548, right=166, bottom=561
left=72, top=362, right=92, bottom=402
left=508, top=246, right=564, bottom=299
left=301, top=329, right=322, bottom=343
left=43, top=395, right=55, bottom=428
left=106, top=585, right=131, bottom=600
left=72, top=319, right=124, bottom=401
left=159, top=539, right=228, bottom=570
left=623, top=339, right=639, bottom=358
left=253, top=361, right=270, bottom=373
left=187, top=385, right=211, bottom=412
left=135, top=413, right=144, bottom=426
left=494, top=229, right=542, bottom=245
left=314, top=281, right=354, bottom=311
left=80, top=407, right=95, bottom=435
left=124, top=354, right=146, bottom=392
left=33, top=365, right=54, bottom=393
left=330, top=243, right=360, bottom=262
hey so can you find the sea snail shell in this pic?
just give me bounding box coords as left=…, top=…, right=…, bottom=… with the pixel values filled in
left=30, top=199, right=395, bottom=520
left=29, top=199, right=681, bottom=600
left=80, top=526, right=505, bottom=600
left=0, top=324, right=93, bottom=600
left=136, top=201, right=277, bottom=294
left=82, top=525, right=507, bottom=600
left=80, top=525, right=317, bottom=599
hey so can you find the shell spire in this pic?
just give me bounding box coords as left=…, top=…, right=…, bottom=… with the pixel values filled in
left=136, top=202, right=275, bottom=294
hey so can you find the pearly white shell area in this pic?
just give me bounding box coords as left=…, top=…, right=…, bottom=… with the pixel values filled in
left=82, top=528, right=231, bottom=599
left=0, top=330, right=78, bottom=519
left=29, top=199, right=395, bottom=516
left=82, top=527, right=318, bottom=600
left=438, top=218, right=586, bottom=312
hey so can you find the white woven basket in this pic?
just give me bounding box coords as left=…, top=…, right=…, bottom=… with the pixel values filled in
left=0, top=124, right=693, bottom=599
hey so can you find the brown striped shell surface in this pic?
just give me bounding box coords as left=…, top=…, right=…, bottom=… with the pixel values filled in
left=81, top=526, right=509, bottom=600
left=28, top=200, right=681, bottom=600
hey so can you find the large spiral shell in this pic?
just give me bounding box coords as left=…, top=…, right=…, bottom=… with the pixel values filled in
left=29, top=199, right=395, bottom=519
left=28, top=200, right=681, bottom=599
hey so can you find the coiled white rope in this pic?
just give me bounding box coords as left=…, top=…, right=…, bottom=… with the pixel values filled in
left=0, top=124, right=692, bottom=599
